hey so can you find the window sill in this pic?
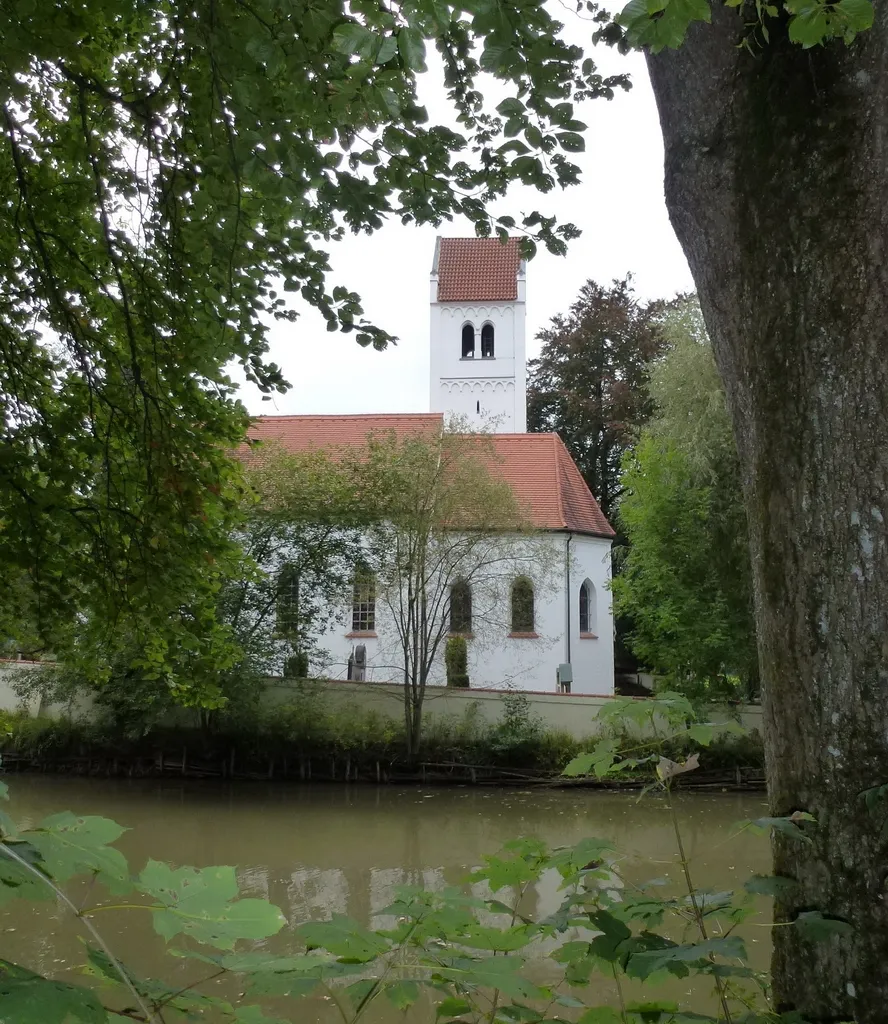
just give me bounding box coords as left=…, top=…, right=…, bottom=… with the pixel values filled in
left=579, top=632, right=598, bottom=640
left=346, top=631, right=377, bottom=639
left=460, top=356, right=476, bottom=361
left=508, top=631, right=539, bottom=639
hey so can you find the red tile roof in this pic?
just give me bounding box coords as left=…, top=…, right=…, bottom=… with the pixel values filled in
left=247, top=413, right=441, bottom=453
left=247, top=414, right=614, bottom=539
left=434, top=237, right=522, bottom=302
left=486, top=432, right=615, bottom=538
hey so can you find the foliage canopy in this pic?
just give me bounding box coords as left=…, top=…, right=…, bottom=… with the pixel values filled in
left=0, top=0, right=628, bottom=680
left=527, top=276, right=674, bottom=521
left=612, top=303, right=757, bottom=699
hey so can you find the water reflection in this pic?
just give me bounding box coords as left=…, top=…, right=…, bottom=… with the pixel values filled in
left=0, top=777, right=770, bottom=1018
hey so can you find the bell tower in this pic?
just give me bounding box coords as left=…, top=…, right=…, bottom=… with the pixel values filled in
left=429, top=237, right=527, bottom=433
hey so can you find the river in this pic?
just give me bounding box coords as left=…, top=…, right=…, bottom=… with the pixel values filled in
left=0, top=777, right=770, bottom=1021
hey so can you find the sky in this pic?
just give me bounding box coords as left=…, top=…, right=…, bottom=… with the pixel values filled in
left=235, top=16, right=695, bottom=419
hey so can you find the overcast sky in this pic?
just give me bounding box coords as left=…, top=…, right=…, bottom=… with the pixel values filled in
left=235, top=16, right=695, bottom=419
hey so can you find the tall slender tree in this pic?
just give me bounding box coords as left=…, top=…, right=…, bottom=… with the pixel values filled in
left=527, top=277, right=673, bottom=521
left=357, top=426, right=554, bottom=758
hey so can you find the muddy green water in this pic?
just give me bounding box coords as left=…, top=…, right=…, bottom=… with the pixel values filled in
left=0, top=777, right=770, bottom=1021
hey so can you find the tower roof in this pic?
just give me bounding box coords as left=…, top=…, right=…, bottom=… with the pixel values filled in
left=433, top=237, right=523, bottom=302
left=246, top=414, right=614, bottom=539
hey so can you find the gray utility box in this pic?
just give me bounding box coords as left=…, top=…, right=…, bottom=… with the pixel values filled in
left=556, top=663, right=573, bottom=693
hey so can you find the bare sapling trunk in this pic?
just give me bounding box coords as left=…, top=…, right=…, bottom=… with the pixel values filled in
left=648, top=9, right=888, bottom=1020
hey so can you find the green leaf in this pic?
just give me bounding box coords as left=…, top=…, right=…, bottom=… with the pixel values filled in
left=171, top=948, right=329, bottom=974
left=627, top=935, right=746, bottom=975
left=562, top=740, right=618, bottom=779
left=578, top=1009, right=623, bottom=1024
left=375, top=35, right=398, bottom=65
left=556, top=132, right=584, bottom=152
left=0, top=809, right=18, bottom=839
left=398, top=28, right=427, bottom=72
left=787, top=5, right=829, bottom=46
left=0, top=959, right=106, bottom=1023
left=384, top=979, right=420, bottom=1010
left=26, top=813, right=130, bottom=889
left=836, top=0, right=874, bottom=29
left=547, top=837, right=614, bottom=883
left=743, top=874, right=799, bottom=898
left=737, top=813, right=815, bottom=844
left=0, top=843, right=54, bottom=905
left=469, top=844, right=546, bottom=891
left=84, top=946, right=229, bottom=1016
left=331, top=21, right=375, bottom=56
left=588, top=909, right=631, bottom=961
left=138, top=860, right=287, bottom=949
left=793, top=910, right=853, bottom=941
left=297, top=914, right=390, bottom=962
left=434, top=956, right=543, bottom=1001
left=436, top=996, right=473, bottom=1019
left=458, top=923, right=538, bottom=951
left=688, top=723, right=715, bottom=746
left=497, top=98, right=525, bottom=117
left=618, top=0, right=711, bottom=51
left=345, top=979, right=378, bottom=1009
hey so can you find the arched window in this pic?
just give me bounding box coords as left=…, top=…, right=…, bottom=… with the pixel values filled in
left=351, top=571, right=376, bottom=633
left=511, top=576, right=535, bottom=633
left=449, top=579, right=472, bottom=634
left=579, top=578, right=596, bottom=635
left=481, top=323, right=494, bottom=358
left=276, top=564, right=300, bottom=637
left=461, top=323, right=475, bottom=358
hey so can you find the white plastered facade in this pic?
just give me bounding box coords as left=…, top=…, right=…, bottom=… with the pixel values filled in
left=428, top=267, right=527, bottom=433
left=308, top=531, right=614, bottom=695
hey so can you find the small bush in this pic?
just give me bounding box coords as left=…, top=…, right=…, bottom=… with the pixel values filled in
left=445, top=636, right=470, bottom=688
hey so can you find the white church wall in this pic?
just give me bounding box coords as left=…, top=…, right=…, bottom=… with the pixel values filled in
left=567, top=534, right=615, bottom=696
left=309, top=531, right=558, bottom=689
left=308, top=531, right=614, bottom=695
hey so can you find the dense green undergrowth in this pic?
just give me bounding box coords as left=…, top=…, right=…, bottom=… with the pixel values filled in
left=0, top=685, right=763, bottom=781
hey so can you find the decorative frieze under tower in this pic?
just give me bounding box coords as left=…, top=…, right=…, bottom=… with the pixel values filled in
left=429, top=237, right=527, bottom=433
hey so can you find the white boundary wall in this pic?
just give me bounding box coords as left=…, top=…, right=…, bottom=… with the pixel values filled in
left=262, top=680, right=763, bottom=741
left=0, top=662, right=762, bottom=741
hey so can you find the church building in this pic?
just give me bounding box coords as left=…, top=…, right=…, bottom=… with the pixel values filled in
left=250, top=238, right=616, bottom=695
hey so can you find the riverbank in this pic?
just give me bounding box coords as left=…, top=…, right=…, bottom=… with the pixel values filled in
left=0, top=699, right=765, bottom=789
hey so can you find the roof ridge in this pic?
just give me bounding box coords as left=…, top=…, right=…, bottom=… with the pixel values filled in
left=551, top=433, right=568, bottom=530
left=254, top=412, right=442, bottom=422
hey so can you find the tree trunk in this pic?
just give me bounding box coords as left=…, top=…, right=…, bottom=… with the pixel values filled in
left=647, top=10, right=888, bottom=1020
left=403, top=672, right=424, bottom=761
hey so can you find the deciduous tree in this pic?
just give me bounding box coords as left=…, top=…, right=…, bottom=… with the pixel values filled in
left=527, top=277, right=671, bottom=521
left=358, top=425, right=555, bottom=757
left=222, top=443, right=374, bottom=681
left=613, top=308, right=756, bottom=700
left=0, top=0, right=626, bottom=687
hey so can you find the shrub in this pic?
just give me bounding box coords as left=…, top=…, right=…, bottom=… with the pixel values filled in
left=444, top=636, right=470, bottom=688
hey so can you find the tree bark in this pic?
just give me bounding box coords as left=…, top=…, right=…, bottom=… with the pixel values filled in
left=647, top=10, right=888, bottom=1021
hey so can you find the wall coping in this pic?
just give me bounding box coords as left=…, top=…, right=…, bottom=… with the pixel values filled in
left=264, top=677, right=762, bottom=712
